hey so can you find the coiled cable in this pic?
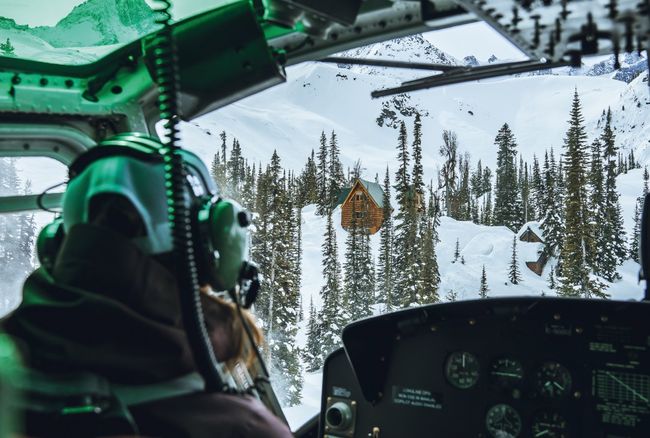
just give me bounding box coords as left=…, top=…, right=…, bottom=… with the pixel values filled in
left=152, top=0, right=228, bottom=392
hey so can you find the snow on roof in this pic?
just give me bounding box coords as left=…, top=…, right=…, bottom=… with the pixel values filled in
left=358, top=178, right=385, bottom=208
left=338, top=178, right=386, bottom=208
left=517, top=221, right=544, bottom=241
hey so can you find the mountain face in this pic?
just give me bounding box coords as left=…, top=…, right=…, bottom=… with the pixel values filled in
left=31, top=0, right=156, bottom=47
left=339, top=33, right=459, bottom=80
left=1, top=0, right=156, bottom=49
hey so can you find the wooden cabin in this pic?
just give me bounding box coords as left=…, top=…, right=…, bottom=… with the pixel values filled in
left=517, top=222, right=548, bottom=275
left=339, top=178, right=386, bottom=235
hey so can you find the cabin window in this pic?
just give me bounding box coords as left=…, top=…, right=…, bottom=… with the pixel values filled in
left=354, top=192, right=364, bottom=202
left=355, top=211, right=366, bottom=219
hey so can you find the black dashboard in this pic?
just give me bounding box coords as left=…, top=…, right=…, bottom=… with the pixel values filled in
left=319, top=297, right=650, bottom=437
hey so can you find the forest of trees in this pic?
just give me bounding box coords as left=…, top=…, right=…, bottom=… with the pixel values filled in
left=206, top=89, right=644, bottom=405
left=0, top=158, right=37, bottom=311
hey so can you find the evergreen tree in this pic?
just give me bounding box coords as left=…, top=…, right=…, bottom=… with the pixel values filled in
left=393, top=122, right=418, bottom=307
left=471, top=160, right=484, bottom=197
left=587, top=138, right=613, bottom=279
left=227, top=138, right=243, bottom=200
left=411, top=113, right=425, bottom=199
left=267, top=175, right=303, bottom=405
left=547, top=267, right=556, bottom=289
left=557, top=91, right=606, bottom=298
left=376, top=167, right=395, bottom=310
left=482, top=166, right=493, bottom=195
left=601, top=108, right=627, bottom=268
left=328, top=131, right=346, bottom=209
left=298, top=150, right=319, bottom=207
left=415, top=184, right=440, bottom=305
left=316, top=131, right=329, bottom=215
left=479, top=265, right=489, bottom=298
left=318, top=208, right=344, bottom=365
left=531, top=155, right=544, bottom=220
left=630, top=199, right=641, bottom=263
left=493, top=123, right=523, bottom=231
left=0, top=38, right=15, bottom=56
left=541, top=149, right=564, bottom=257
left=303, top=296, right=321, bottom=371
left=445, top=289, right=458, bottom=302
left=453, top=238, right=461, bottom=263
left=508, top=235, right=522, bottom=284
left=482, top=191, right=493, bottom=225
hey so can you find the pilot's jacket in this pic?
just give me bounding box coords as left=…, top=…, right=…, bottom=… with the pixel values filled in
left=4, top=223, right=292, bottom=438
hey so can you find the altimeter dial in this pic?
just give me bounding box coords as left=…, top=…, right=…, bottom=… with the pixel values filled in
left=445, top=351, right=480, bottom=389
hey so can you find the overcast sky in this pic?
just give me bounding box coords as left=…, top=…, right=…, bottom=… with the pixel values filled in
left=423, top=22, right=526, bottom=62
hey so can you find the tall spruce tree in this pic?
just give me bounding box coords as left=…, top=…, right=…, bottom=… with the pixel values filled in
left=393, top=121, right=418, bottom=307
left=508, top=235, right=522, bottom=284
left=600, top=108, right=627, bottom=268
left=557, top=91, right=607, bottom=298
left=376, top=166, right=395, bottom=310
left=318, top=208, right=344, bottom=365
left=316, top=131, right=329, bottom=215
left=493, top=123, right=523, bottom=231
left=587, top=138, right=613, bottom=278
left=303, top=296, right=321, bottom=371
left=479, top=265, right=489, bottom=298
left=541, top=149, right=564, bottom=257
left=631, top=199, right=641, bottom=263
left=298, top=150, right=319, bottom=207
left=415, top=184, right=440, bottom=305
left=267, top=173, right=303, bottom=406
left=328, top=131, right=346, bottom=209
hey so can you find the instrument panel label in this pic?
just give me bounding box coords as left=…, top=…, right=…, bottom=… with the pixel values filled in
left=392, top=386, right=442, bottom=410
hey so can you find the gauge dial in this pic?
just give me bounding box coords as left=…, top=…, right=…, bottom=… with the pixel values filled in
left=531, top=411, right=569, bottom=438
left=535, top=362, right=572, bottom=398
left=485, top=403, right=522, bottom=438
left=445, top=351, right=480, bottom=389
left=490, top=358, right=524, bottom=388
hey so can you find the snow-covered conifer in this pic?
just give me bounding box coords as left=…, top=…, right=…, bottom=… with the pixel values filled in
left=479, top=265, right=489, bottom=298
left=508, top=235, right=522, bottom=284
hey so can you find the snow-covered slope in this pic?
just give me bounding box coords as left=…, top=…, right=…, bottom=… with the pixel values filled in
left=190, top=60, right=630, bottom=182
left=0, top=0, right=155, bottom=63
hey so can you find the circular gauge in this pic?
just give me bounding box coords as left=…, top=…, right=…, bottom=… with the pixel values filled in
left=490, top=358, right=524, bottom=388
left=531, top=411, right=569, bottom=438
left=535, top=362, right=572, bottom=398
left=485, top=403, right=522, bottom=438
left=445, top=351, right=480, bottom=389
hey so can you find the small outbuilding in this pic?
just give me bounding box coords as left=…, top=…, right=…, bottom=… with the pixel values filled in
left=517, top=222, right=548, bottom=276
left=338, top=178, right=386, bottom=235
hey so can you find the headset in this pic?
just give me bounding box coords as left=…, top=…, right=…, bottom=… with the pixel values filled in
left=36, top=132, right=259, bottom=307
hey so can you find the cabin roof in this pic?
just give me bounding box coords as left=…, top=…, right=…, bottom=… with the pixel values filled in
left=339, top=178, right=385, bottom=208
left=517, top=221, right=544, bottom=242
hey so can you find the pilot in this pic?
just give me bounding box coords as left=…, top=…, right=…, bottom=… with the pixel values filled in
left=2, top=134, right=292, bottom=438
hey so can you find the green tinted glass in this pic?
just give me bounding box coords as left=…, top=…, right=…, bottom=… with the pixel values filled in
left=0, top=0, right=242, bottom=65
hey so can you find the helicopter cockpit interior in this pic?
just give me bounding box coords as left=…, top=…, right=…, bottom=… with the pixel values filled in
left=1, top=0, right=650, bottom=437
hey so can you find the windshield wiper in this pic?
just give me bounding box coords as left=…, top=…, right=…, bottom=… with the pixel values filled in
left=319, top=56, right=461, bottom=72
left=371, top=58, right=572, bottom=98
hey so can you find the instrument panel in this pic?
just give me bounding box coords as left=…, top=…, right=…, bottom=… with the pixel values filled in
left=320, top=297, right=650, bottom=437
